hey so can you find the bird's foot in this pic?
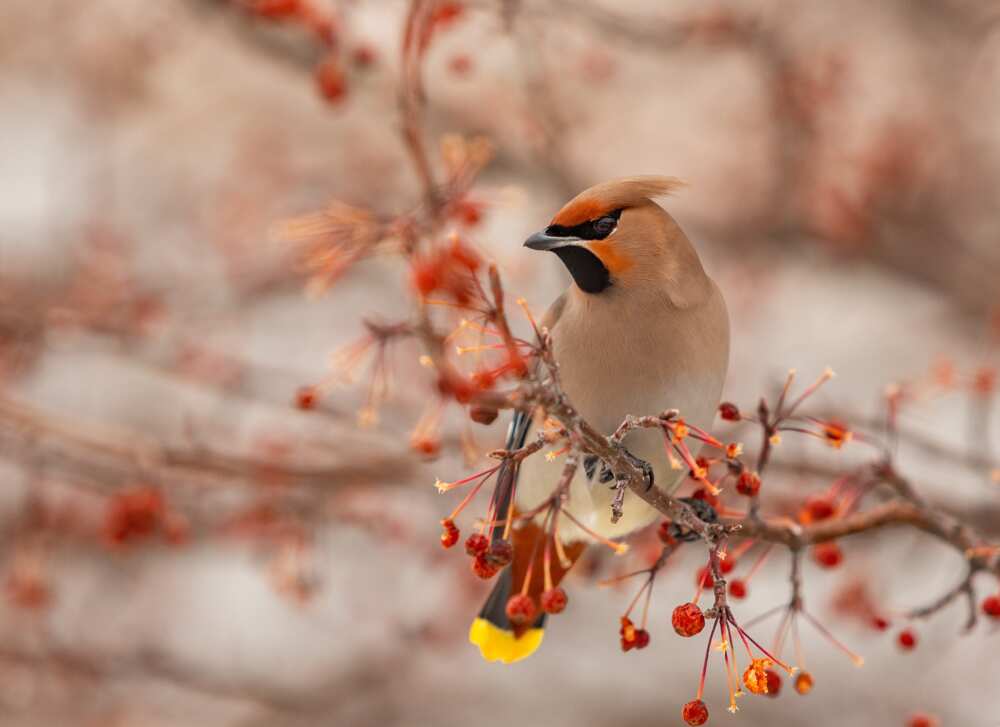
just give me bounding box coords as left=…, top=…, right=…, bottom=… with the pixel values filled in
left=623, top=449, right=655, bottom=491
left=668, top=496, right=719, bottom=542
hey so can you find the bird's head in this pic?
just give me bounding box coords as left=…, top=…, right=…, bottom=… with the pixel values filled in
left=524, top=176, right=705, bottom=298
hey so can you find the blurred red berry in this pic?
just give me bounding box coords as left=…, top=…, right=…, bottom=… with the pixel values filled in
left=802, top=496, right=836, bottom=523
left=682, top=699, right=709, bottom=725
left=656, top=521, right=677, bottom=545
left=728, top=579, right=748, bottom=599
left=982, top=594, right=1000, bottom=618
left=719, top=557, right=736, bottom=575
left=252, top=0, right=299, bottom=19
left=634, top=628, right=650, bottom=649
left=448, top=54, right=473, bottom=76
left=104, top=487, right=166, bottom=547
left=295, top=385, right=318, bottom=410
left=872, top=616, right=890, bottom=631
left=464, top=533, right=488, bottom=557
left=541, top=587, right=568, bottom=614
left=352, top=44, right=377, bottom=68
left=897, top=629, right=917, bottom=650
left=468, top=404, right=499, bottom=425
left=794, top=671, right=814, bottom=694
left=812, top=542, right=843, bottom=569
left=907, top=714, right=938, bottom=727
left=695, top=566, right=714, bottom=590
left=718, top=401, right=741, bottom=421
left=315, top=57, right=348, bottom=104
left=736, top=470, right=761, bottom=496
left=505, top=593, right=536, bottom=626
left=671, top=602, right=706, bottom=637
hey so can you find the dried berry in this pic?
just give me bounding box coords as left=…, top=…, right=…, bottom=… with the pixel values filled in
left=671, top=602, right=706, bottom=637
left=485, top=539, right=513, bottom=567
left=728, top=579, right=748, bottom=599
left=469, top=404, right=498, bottom=425
left=541, top=587, right=568, bottom=614
left=464, top=533, right=488, bottom=557
left=439, top=518, right=459, bottom=549
left=743, top=657, right=772, bottom=695
left=794, top=671, right=814, bottom=695
left=471, top=554, right=499, bottom=579
left=736, top=470, right=761, bottom=496
left=682, top=699, right=709, bottom=725
left=619, top=616, right=638, bottom=651
left=505, top=594, right=536, bottom=626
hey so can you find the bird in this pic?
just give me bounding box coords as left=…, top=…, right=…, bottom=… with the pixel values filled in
left=469, top=176, right=730, bottom=664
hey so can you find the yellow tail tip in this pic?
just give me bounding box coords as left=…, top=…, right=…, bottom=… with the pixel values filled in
left=469, top=618, right=544, bottom=664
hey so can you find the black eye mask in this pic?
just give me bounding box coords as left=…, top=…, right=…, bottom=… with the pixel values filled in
left=551, top=245, right=611, bottom=294
left=545, top=209, right=622, bottom=240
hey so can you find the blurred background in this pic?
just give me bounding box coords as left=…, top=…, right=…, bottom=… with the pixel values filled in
left=1, top=0, right=999, bottom=725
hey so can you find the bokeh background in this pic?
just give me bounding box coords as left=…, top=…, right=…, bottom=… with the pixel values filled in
left=1, top=0, right=999, bottom=725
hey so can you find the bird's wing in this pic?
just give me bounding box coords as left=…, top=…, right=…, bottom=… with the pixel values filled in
left=540, top=291, right=567, bottom=332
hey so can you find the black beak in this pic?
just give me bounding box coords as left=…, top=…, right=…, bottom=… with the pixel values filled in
left=523, top=230, right=581, bottom=251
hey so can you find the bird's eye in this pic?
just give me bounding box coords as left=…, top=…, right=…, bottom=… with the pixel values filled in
left=593, top=215, right=617, bottom=237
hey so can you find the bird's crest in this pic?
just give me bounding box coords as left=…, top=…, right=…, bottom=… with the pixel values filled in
left=550, top=176, right=686, bottom=227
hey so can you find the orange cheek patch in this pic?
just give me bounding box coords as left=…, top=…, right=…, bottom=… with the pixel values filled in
left=587, top=241, right=633, bottom=277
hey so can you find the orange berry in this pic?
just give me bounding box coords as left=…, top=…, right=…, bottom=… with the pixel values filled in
left=471, top=554, right=499, bottom=579
left=315, top=57, right=347, bottom=104
left=794, top=671, right=814, bottom=694
left=742, top=658, right=773, bottom=695
left=671, top=602, right=706, bottom=637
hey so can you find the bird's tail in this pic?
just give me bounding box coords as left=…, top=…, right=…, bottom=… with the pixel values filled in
left=469, top=517, right=586, bottom=664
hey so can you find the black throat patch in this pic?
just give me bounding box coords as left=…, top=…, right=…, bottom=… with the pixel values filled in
left=552, top=245, right=611, bottom=294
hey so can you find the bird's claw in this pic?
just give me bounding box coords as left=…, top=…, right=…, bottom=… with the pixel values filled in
left=668, top=497, right=719, bottom=542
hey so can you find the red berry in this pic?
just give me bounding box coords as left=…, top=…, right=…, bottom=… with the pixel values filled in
left=719, top=558, right=736, bottom=575
left=671, top=602, right=706, bottom=637
left=736, top=470, right=761, bottom=496
left=295, top=386, right=318, bottom=410
left=682, top=699, right=709, bottom=725
left=315, top=57, right=347, bottom=104
left=464, top=533, right=488, bottom=557
left=634, top=628, right=650, bottom=649
left=485, top=540, right=512, bottom=567
left=656, top=521, right=677, bottom=545
left=804, top=496, right=836, bottom=522
left=981, top=594, right=1000, bottom=618
left=252, top=0, right=299, bottom=18
left=812, top=542, right=843, bottom=569
left=352, top=45, right=377, bottom=68
left=505, top=594, right=536, bottom=626
left=897, top=629, right=917, bottom=650
left=541, top=587, right=568, bottom=614
left=764, top=668, right=782, bottom=697
left=718, top=402, right=741, bottom=421
left=695, top=566, right=714, bottom=590
left=439, top=519, right=459, bottom=549
left=871, top=616, right=890, bottom=631
left=907, top=714, right=938, bottom=727
left=728, top=579, right=748, bottom=599
left=468, top=404, right=498, bottom=425
left=471, top=554, right=499, bottom=579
